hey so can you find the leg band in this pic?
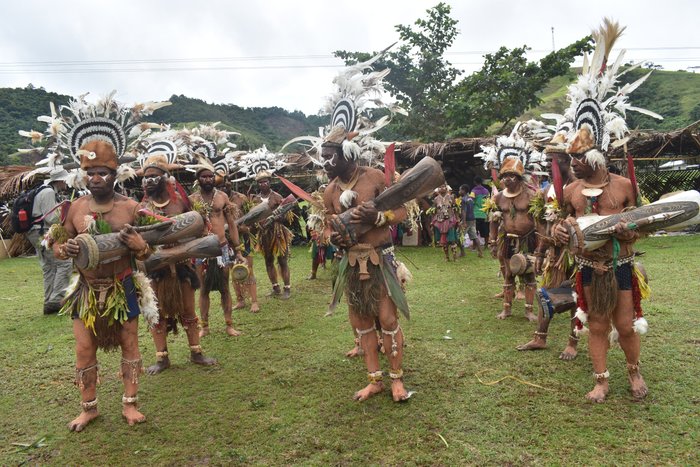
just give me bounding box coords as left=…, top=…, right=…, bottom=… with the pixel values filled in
left=381, top=324, right=402, bottom=358
left=190, top=345, right=203, bottom=354
left=368, top=370, right=383, bottom=384
left=155, top=350, right=168, bottom=361
left=75, top=363, right=100, bottom=390
left=389, top=368, right=404, bottom=380
left=119, top=358, right=143, bottom=385
left=594, top=370, right=610, bottom=381
left=122, top=394, right=138, bottom=405
left=627, top=361, right=640, bottom=373
left=81, top=398, right=98, bottom=411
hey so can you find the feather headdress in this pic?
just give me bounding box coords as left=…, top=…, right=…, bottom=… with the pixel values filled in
left=558, top=18, right=662, bottom=161
left=475, top=122, right=545, bottom=176
left=281, top=44, right=406, bottom=166
left=19, top=91, right=169, bottom=187
left=228, top=145, right=288, bottom=182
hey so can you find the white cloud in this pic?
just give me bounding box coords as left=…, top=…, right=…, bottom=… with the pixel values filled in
left=1, top=0, right=697, bottom=115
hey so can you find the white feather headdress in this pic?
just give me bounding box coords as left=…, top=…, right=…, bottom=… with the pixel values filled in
left=281, top=45, right=406, bottom=167
left=475, top=122, right=544, bottom=175
left=559, top=18, right=662, bottom=156
left=228, top=145, right=288, bottom=182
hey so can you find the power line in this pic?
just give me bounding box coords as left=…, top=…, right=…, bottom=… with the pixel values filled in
left=0, top=46, right=698, bottom=68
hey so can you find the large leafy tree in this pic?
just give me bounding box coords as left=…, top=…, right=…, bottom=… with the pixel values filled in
left=334, top=2, right=461, bottom=142
left=448, top=38, right=592, bottom=137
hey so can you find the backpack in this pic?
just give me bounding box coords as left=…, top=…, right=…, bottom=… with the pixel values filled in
left=10, top=185, right=51, bottom=233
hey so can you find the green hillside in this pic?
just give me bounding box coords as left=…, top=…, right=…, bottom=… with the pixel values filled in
left=0, top=88, right=325, bottom=166
left=2, top=68, right=698, bottom=165
left=518, top=68, right=700, bottom=131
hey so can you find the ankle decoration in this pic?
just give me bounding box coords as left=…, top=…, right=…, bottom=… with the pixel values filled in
left=271, top=283, right=279, bottom=288
left=524, top=304, right=534, bottom=309
left=119, top=358, right=143, bottom=385
left=627, top=362, right=640, bottom=373
left=200, top=320, right=209, bottom=328
left=381, top=325, right=402, bottom=357
left=534, top=331, right=547, bottom=337
left=368, top=370, right=383, bottom=384
left=155, top=350, right=169, bottom=361
left=593, top=370, right=610, bottom=381
left=283, top=285, right=291, bottom=290
left=75, top=363, right=100, bottom=390
left=190, top=345, right=203, bottom=354
left=122, top=394, right=139, bottom=405
left=81, top=398, right=98, bottom=411
left=389, top=368, right=404, bottom=380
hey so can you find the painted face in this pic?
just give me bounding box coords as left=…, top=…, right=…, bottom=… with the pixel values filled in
left=501, top=173, right=520, bottom=191
left=86, top=166, right=115, bottom=196
left=143, top=167, right=166, bottom=196
left=569, top=153, right=594, bottom=179
left=321, top=145, right=347, bottom=179
left=198, top=170, right=215, bottom=191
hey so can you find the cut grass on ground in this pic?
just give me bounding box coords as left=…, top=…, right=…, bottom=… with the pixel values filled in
left=1, top=236, right=698, bottom=465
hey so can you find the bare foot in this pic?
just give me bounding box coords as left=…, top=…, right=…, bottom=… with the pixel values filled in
left=585, top=381, right=609, bottom=403
left=353, top=382, right=384, bottom=401
left=233, top=301, right=246, bottom=310
left=496, top=309, right=512, bottom=320
left=280, top=288, right=291, bottom=300
left=267, top=286, right=281, bottom=297
left=345, top=346, right=362, bottom=358
left=559, top=345, right=578, bottom=361
left=391, top=379, right=410, bottom=402
left=493, top=291, right=504, bottom=299
left=226, top=325, right=242, bottom=337
left=250, top=302, right=260, bottom=313
left=524, top=310, right=538, bottom=322
left=190, top=352, right=217, bottom=366
left=516, top=337, right=547, bottom=351
left=68, top=409, right=99, bottom=432
left=628, top=369, right=648, bottom=400
left=199, top=327, right=210, bottom=338
left=122, top=404, right=146, bottom=426
left=306, top=274, right=316, bottom=280
left=146, top=356, right=170, bottom=375
left=516, top=290, right=526, bottom=300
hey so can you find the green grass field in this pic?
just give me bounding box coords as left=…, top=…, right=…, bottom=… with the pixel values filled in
left=1, top=236, right=698, bottom=465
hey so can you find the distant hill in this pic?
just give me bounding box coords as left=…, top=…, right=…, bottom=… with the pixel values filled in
left=516, top=68, right=700, bottom=132
left=2, top=69, right=699, bottom=165
left=0, top=86, right=71, bottom=165
left=0, top=88, right=325, bottom=166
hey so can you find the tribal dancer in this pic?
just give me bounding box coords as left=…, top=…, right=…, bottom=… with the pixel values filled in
left=189, top=145, right=245, bottom=337
left=517, top=131, right=580, bottom=359
left=307, top=185, right=337, bottom=280
left=251, top=171, right=293, bottom=299
left=431, top=184, right=459, bottom=261
left=48, top=94, right=163, bottom=430
left=137, top=149, right=219, bottom=374
left=479, top=128, right=544, bottom=322
left=229, top=189, right=260, bottom=312
left=553, top=18, right=661, bottom=402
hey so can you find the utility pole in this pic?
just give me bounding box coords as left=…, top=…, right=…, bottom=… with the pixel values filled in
left=551, top=27, right=555, bottom=51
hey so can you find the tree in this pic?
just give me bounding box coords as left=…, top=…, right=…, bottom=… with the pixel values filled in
left=334, top=2, right=461, bottom=142
left=448, top=37, right=592, bottom=137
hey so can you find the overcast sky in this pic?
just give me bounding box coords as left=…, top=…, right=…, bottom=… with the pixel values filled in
left=1, top=0, right=698, bottom=116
